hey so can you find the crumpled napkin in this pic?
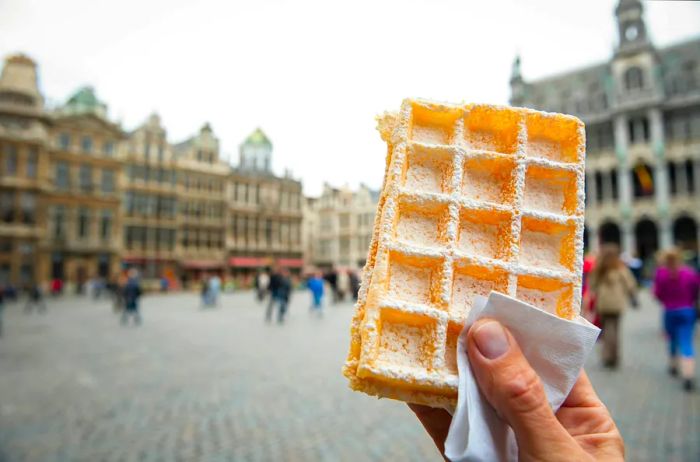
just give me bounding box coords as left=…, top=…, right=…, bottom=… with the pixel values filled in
left=444, top=291, right=600, bottom=462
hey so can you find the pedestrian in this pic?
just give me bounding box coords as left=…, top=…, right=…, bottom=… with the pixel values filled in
left=307, top=272, right=325, bottom=316
left=113, top=273, right=127, bottom=313
left=410, top=319, right=624, bottom=461
left=200, top=274, right=211, bottom=308
left=50, top=277, right=63, bottom=296
left=588, top=244, right=637, bottom=369
left=24, top=283, right=47, bottom=314
left=349, top=270, right=360, bottom=301
left=265, top=267, right=282, bottom=322
left=208, top=274, right=221, bottom=307
left=337, top=269, right=349, bottom=302
left=324, top=269, right=338, bottom=304
left=275, top=268, right=292, bottom=324
left=653, top=248, right=699, bottom=392
left=121, top=269, right=142, bottom=326
left=255, top=270, right=270, bottom=302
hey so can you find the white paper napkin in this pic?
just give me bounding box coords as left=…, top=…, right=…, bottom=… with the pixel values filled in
left=444, top=291, right=600, bottom=462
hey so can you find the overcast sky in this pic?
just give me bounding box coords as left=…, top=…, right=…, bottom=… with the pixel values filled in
left=2, top=0, right=699, bottom=195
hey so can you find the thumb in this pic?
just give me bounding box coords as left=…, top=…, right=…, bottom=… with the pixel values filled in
left=466, top=319, right=575, bottom=458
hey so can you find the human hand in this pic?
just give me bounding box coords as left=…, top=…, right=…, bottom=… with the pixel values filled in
left=409, top=319, right=624, bottom=461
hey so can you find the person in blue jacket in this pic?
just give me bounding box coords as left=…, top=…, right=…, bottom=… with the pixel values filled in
left=307, top=272, right=325, bottom=316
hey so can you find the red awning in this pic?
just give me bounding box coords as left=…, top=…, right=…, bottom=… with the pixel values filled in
left=277, top=258, right=304, bottom=268
left=229, top=257, right=267, bottom=268
left=182, top=260, right=224, bottom=270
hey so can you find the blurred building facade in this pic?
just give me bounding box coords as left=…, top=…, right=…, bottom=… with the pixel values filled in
left=0, top=54, right=303, bottom=289
left=227, top=129, right=304, bottom=277
left=305, top=183, right=379, bottom=270
left=510, top=0, right=700, bottom=263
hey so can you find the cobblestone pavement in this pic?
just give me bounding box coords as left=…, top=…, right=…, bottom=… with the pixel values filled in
left=0, top=290, right=698, bottom=461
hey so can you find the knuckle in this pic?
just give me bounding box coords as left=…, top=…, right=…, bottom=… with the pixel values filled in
left=502, top=366, right=547, bottom=415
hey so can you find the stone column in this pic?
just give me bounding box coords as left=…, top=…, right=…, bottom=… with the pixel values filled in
left=694, top=159, right=700, bottom=196
left=613, top=115, right=634, bottom=255
left=649, top=108, right=672, bottom=249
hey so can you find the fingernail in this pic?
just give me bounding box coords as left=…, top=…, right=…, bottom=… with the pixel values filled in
left=473, top=321, right=509, bottom=359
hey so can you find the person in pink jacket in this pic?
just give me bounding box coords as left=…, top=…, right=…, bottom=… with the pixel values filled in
left=653, top=248, right=700, bottom=392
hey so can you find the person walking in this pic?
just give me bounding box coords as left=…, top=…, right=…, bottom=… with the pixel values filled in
left=200, top=274, right=211, bottom=308
left=265, top=268, right=282, bottom=322
left=588, top=244, right=637, bottom=369
left=653, top=248, right=699, bottom=392
left=255, top=270, right=270, bottom=303
left=307, top=272, right=325, bottom=316
left=324, top=269, right=338, bottom=304
left=121, top=270, right=143, bottom=326
left=208, top=274, right=221, bottom=307
left=24, top=283, right=47, bottom=314
left=275, top=268, right=292, bottom=324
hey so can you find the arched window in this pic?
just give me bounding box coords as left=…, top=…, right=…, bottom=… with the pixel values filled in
left=624, top=67, right=644, bottom=91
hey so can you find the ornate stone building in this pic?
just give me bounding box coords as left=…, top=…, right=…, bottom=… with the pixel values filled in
left=122, top=114, right=179, bottom=284
left=306, top=183, right=379, bottom=270
left=0, top=54, right=306, bottom=289
left=510, top=0, right=700, bottom=263
left=44, top=87, right=126, bottom=291
left=172, top=123, right=229, bottom=284
left=227, top=129, right=304, bottom=276
left=0, top=54, right=50, bottom=287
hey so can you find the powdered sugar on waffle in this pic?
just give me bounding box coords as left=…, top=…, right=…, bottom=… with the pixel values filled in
left=345, top=99, right=586, bottom=408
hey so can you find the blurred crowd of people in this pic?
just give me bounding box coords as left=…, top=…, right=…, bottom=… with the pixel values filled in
left=583, top=245, right=699, bottom=392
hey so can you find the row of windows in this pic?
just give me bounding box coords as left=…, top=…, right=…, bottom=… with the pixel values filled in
left=57, top=133, right=115, bottom=156
left=230, top=215, right=302, bottom=246
left=665, top=109, right=700, bottom=142
left=124, top=192, right=177, bottom=218
left=54, top=162, right=115, bottom=194
left=51, top=206, right=113, bottom=241
left=125, top=226, right=176, bottom=251
left=181, top=201, right=224, bottom=219
left=184, top=175, right=225, bottom=193
left=0, top=143, right=39, bottom=178
left=231, top=182, right=302, bottom=210
left=318, top=235, right=372, bottom=257
left=181, top=228, right=224, bottom=249
left=586, top=159, right=697, bottom=204
left=127, top=165, right=176, bottom=186
left=0, top=191, right=36, bottom=224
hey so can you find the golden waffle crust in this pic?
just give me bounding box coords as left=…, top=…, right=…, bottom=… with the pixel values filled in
left=344, top=99, right=586, bottom=409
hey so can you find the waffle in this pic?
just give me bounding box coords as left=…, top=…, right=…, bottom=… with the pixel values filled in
left=343, top=99, right=586, bottom=409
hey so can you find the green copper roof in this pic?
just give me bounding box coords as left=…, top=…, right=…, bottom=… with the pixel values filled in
left=243, top=128, right=271, bottom=147
left=62, top=85, right=108, bottom=118
left=67, top=86, right=99, bottom=107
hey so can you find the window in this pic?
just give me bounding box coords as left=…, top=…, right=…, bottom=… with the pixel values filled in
left=686, top=159, right=696, bottom=194
left=5, top=144, right=17, bottom=174
left=53, top=206, right=65, bottom=239
left=58, top=133, right=70, bottom=150
left=158, top=145, right=164, bottom=162
left=624, top=67, right=644, bottom=91
left=26, top=147, right=38, bottom=178
left=79, top=164, right=93, bottom=191
left=101, top=169, right=115, bottom=194
left=265, top=219, right=272, bottom=245
left=77, top=208, right=90, bottom=238
left=1, top=191, right=14, bottom=222
left=610, top=170, right=619, bottom=200
left=81, top=136, right=93, bottom=153
left=103, top=141, right=114, bottom=156
left=20, top=193, right=36, bottom=224
left=55, top=162, right=70, bottom=190
left=100, top=210, right=112, bottom=240
left=628, top=117, right=649, bottom=144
